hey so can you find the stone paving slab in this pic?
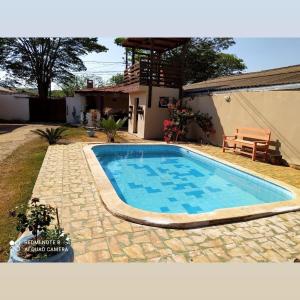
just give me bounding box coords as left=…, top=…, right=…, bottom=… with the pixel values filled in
left=32, top=141, right=300, bottom=262
left=0, top=124, right=56, bottom=162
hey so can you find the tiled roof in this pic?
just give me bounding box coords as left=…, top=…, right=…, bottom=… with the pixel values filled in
left=76, top=85, right=127, bottom=94
left=183, top=65, right=300, bottom=92
left=0, top=87, right=16, bottom=94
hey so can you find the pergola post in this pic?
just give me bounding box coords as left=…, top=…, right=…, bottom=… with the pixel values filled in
left=147, top=46, right=154, bottom=108
left=125, top=48, right=128, bottom=69
left=179, top=42, right=188, bottom=99
left=132, top=48, right=135, bottom=65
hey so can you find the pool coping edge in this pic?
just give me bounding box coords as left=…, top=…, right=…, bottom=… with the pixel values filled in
left=83, top=142, right=300, bottom=229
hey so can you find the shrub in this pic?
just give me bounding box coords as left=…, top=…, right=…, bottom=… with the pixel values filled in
left=32, top=127, right=67, bottom=145
left=99, top=116, right=127, bottom=142
left=163, top=99, right=214, bottom=143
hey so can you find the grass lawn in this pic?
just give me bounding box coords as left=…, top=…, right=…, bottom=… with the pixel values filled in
left=61, top=126, right=127, bottom=143
left=0, top=138, right=48, bottom=262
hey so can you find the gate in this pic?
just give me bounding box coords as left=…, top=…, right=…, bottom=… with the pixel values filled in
left=29, top=97, right=66, bottom=122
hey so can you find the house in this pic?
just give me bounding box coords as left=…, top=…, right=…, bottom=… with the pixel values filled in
left=0, top=87, right=16, bottom=95
left=66, top=83, right=129, bottom=126
left=119, top=38, right=189, bottom=139
left=183, top=65, right=300, bottom=167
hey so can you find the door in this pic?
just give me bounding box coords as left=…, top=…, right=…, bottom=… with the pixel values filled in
left=133, top=97, right=139, bottom=133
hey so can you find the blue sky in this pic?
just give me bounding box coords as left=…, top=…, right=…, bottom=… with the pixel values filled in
left=225, top=38, right=300, bottom=72
left=81, top=38, right=300, bottom=81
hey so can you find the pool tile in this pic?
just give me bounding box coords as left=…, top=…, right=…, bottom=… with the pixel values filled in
left=168, top=197, right=177, bottom=202
left=185, top=190, right=204, bottom=198
left=158, top=167, right=168, bottom=173
left=205, top=186, right=222, bottom=193
left=161, top=158, right=179, bottom=164
left=145, top=187, right=161, bottom=193
left=174, top=183, right=198, bottom=190
left=144, top=166, right=158, bottom=176
left=128, top=182, right=143, bottom=189
left=189, top=169, right=204, bottom=177
left=160, top=206, right=170, bottom=213
left=182, top=203, right=202, bottom=214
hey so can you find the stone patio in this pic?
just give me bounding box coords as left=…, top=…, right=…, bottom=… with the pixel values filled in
left=32, top=140, right=300, bottom=262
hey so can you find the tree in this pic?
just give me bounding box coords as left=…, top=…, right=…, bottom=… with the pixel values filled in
left=114, top=38, right=147, bottom=65
left=60, top=75, right=105, bottom=97
left=0, top=38, right=107, bottom=100
left=166, top=38, right=246, bottom=84
left=108, top=73, right=124, bottom=85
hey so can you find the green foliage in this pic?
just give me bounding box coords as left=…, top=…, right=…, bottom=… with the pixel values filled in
left=61, top=75, right=105, bottom=97
left=165, top=38, right=246, bottom=84
left=168, top=101, right=195, bottom=141
left=114, top=38, right=148, bottom=64
left=15, top=198, right=55, bottom=240
left=12, top=198, right=71, bottom=259
left=165, top=100, right=214, bottom=143
left=108, top=73, right=124, bottom=85
left=31, top=127, right=67, bottom=145
left=99, top=116, right=127, bottom=142
left=195, top=113, right=214, bottom=133
left=50, top=90, right=66, bottom=98
left=0, top=38, right=107, bottom=100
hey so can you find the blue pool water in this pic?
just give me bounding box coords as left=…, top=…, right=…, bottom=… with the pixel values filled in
left=92, top=145, right=294, bottom=214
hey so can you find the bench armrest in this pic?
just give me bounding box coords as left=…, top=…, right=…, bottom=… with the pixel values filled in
left=223, top=135, right=236, bottom=140
left=253, top=141, right=268, bottom=144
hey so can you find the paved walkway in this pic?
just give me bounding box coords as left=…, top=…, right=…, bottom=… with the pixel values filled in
left=32, top=141, right=300, bottom=262
left=0, top=124, right=54, bottom=162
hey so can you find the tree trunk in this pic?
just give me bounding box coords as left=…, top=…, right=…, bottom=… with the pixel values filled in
left=38, top=82, right=50, bottom=100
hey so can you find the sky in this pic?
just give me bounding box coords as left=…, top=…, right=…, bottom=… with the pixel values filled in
left=225, top=38, right=300, bottom=72
left=2, top=38, right=300, bottom=88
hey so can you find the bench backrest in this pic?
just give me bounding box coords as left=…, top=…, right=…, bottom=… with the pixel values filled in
left=235, top=127, right=271, bottom=142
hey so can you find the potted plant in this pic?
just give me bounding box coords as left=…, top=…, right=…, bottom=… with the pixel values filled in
left=99, top=116, right=127, bottom=142
left=8, top=198, right=73, bottom=263
left=86, top=127, right=95, bottom=137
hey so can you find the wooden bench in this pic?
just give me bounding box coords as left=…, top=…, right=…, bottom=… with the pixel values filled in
left=222, top=127, right=271, bottom=161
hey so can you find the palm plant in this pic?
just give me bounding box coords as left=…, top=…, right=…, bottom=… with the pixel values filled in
left=31, top=127, right=67, bottom=145
left=99, top=117, right=127, bottom=142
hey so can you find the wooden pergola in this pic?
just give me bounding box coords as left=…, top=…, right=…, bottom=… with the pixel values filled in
left=121, top=38, right=190, bottom=105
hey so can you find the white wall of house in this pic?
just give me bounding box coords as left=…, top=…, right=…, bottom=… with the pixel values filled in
left=0, top=94, right=30, bottom=121
left=66, top=94, right=86, bottom=124
left=128, top=86, right=148, bottom=139
left=128, top=86, right=180, bottom=139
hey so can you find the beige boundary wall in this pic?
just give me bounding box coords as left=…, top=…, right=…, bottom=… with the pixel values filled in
left=185, top=90, right=300, bottom=166
left=128, top=86, right=179, bottom=139
left=0, top=94, right=29, bottom=121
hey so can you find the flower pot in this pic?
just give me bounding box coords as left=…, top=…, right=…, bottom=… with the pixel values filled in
left=86, top=129, right=95, bottom=137
left=8, top=234, right=74, bottom=263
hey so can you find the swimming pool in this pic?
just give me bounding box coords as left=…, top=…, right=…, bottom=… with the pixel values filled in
left=85, top=144, right=300, bottom=228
